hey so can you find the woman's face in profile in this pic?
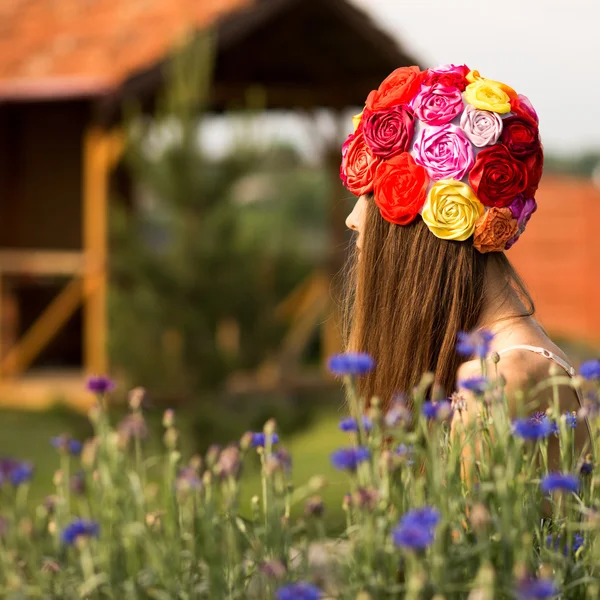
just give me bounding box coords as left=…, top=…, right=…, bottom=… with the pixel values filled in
left=345, top=196, right=367, bottom=250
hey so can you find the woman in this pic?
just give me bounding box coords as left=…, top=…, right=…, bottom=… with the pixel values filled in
left=339, top=64, right=587, bottom=450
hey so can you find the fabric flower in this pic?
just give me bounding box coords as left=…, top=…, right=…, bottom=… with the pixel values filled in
left=508, top=195, right=537, bottom=228
left=352, top=110, right=364, bottom=133
left=580, top=359, right=600, bottom=380
left=423, top=64, right=470, bottom=90
left=86, top=375, right=115, bottom=394
left=456, top=329, right=494, bottom=358
left=469, top=145, right=528, bottom=208
left=61, top=519, right=99, bottom=546
left=512, top=417, right=554, bottom=440
left=373, top=153, right=429, bottom=225
left=511, top=94, right=539, bottom=123
left=421, top=179, right=484, bottom=241
left=276, top=582, right=322, bottom=600
left=516, top=577, right=559, bottom=600
left=473, top=207, right=519, bottom=253
left=500, top=115, right=540, bottom=158
left=251, top=432, right=279, bottom=447
left=330, top=447, right=370, bottom=471
left=410, top=85, right=464, bottom=126
left=328, top=352, right=375, bottom=376
left=365, top=66, right=425, bottom=112
left=339, top=416, right=373, bottom=432
left=522, top=146, right=544, bottom=197
left=340, top=132, right=380, bottom=196
left=363, top=105, right=415, bottom=159
left=464, top=70, right=516, bottom=113
left=412, top=124, right=474, bottom=182
left=460, top=104, right=503, bottom=147
left=505, top=195, right=537, bottom=249
left=540, top=473, right=579, bottom=494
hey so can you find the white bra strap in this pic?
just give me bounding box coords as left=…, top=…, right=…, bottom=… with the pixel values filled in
left=497, top=344, right=576, bottom=377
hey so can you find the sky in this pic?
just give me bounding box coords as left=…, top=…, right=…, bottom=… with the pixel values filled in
left=351, top=0, right=600, bottom=154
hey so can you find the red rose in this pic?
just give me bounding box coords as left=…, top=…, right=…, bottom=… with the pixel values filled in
left=510, top=94, right=538, bottom=124
left=523, top=145, right=544, bottom=197
left=363, top=106, right=415, bottom=159
left=365, top=66, right=426, bottom=112
left=340, top=132, right=380, bottom=196
left=469, top=145, right=528, bottom=208
left=373, top=153, right=429, bottom=225
left=500, top=115, right=540, bottom=158
left=423, top=72, right=467, bottom=90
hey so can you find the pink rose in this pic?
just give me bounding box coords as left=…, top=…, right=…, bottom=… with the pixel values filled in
left=460, top=104, right=503, bottom=147
left=412, top=124, right=474, bottom=181
left=363, top=106, right=415, bottom=160
left=410, top=85, right=464, bottom=126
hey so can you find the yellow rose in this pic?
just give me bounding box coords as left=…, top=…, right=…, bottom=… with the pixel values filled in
left=352, top=110, right=364, bottom=132
left=464, top=79, right=512, bottom=114
left=466, top=70, right=517, bottom=98
left=422, top=180, right=485, bottom=241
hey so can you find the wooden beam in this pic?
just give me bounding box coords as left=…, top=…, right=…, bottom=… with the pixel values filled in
left=0, top=278, right=84, bottom=377
left=0, top=250, right=85, bottom=276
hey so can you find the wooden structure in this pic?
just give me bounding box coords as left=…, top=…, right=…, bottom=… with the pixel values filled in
left=0, top=0, right=417, bottom=410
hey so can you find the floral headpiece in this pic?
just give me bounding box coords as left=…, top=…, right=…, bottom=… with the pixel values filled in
left=340, top=65, right=542, bottom=253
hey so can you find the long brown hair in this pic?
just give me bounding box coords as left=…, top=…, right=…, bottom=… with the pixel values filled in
left=343, top=194, right=534, bottom=409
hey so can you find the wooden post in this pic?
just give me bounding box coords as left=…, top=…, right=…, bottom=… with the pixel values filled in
left=82, top=128, right=123, bottom=376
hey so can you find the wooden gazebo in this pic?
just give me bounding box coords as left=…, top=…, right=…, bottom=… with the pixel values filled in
left=0, top=0, right=418, bottom=410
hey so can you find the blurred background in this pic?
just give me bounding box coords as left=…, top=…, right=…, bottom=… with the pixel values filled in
left=0, top=0, right=599, bottom=517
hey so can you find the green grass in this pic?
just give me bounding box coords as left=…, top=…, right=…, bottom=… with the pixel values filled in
left=0, top=406, right=350, bottom=526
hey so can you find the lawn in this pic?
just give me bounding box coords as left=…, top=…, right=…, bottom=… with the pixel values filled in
left=0, top=405, right=350, bottom=528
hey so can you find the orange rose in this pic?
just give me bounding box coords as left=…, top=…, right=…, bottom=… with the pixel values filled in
left=365, top=66, right=426, bottom=112
left=473, top=207, right=519, bottom=253
left=373, top=153, right=429, bottom=226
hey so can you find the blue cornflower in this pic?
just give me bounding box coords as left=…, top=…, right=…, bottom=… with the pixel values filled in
left=0, top=459, right=33, bottom=486
left=327, top=353, right=375, bottom=376
left=580, top=458, right=594, bottom=476
left=540, top=472, right=579, bottom=494
left=421, top=400, right=452, bottom=421
left=516, top=577, right=559, bottom=599
left=9, top=462, right=33, bottom=486
left=546, top=533, right=584, bottom=556
left=399, top=506, right=441, bottom=529
left=456, top=329, right=494, bottom=359
left=458, top=376, right=489, bottom=395
left=580, top=359, right=600, bottom=380
left=276, top=582, right=322, bottom=600
left=338, top=416, right=373, bottom=432
left=250, top=432, right=279, bottom=448
left=50, top=435, right=83, bottom=456
left=392, top=524, right=435, bottom=550
left=564, top=411, right=577, bottom=429
left=86, top=375, right=115, bottom=394
left=61, top=519, right=99, bottom=546
left=512, top=417, right=553, bottom=440
left=330, top=447, right=370, bottom=471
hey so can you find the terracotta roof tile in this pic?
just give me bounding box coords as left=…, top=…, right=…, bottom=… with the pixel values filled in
left=0, top=0, right=251, bottom=99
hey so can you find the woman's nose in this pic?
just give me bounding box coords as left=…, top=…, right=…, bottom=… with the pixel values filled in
left=346, top=213, right=358, bottom=231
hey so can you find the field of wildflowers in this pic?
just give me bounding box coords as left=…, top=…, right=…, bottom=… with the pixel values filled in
left=1, top=332, right=600, bottom=599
